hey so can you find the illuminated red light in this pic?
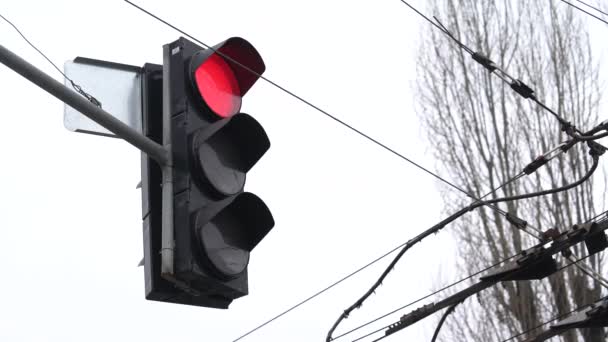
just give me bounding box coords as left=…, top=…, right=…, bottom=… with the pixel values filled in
left=194, top=54, right=242, bottom=118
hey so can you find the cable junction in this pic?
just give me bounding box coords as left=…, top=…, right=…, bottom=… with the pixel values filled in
left=364, top=218, right=608, bottom=342
left=398, top=0, right=608, bottom=146
left=326, top=137, right=603, bottom=341
left=333, top=210, right=608, bottom=342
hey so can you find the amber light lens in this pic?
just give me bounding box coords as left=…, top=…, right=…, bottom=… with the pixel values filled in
left=194, top=54, right=242, bottom=118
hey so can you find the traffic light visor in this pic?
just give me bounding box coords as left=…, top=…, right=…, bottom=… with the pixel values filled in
left=190, top=37, right=266, bottom=118
left=194, top=193, right=275, bottom=278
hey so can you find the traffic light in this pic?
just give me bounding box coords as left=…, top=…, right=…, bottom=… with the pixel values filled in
left=140, top=37, right=274, bottom=309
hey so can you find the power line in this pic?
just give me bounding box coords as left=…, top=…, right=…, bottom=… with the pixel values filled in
left=559, top=0, right=608, bottom=25
left=365, top=252, right=598, bottom=342
left=501, top=284, right=605, bottom=342
left=574, top=0, right=608, bottom=16
left=327, top=136, right=603, bottom=341
left=341, top=189, right=608, bottom=342
left=430, top=301, right=461, bottom=342
left=122, top=2, right=608, bottom=340
left=120, top=3, right=544, bottom=340
left=230, top=240, right=408, bottom=342
left=122, top=0, right=469, bottom=198
left=331, top=249, right=523, bottom=341
left=0, top=12, right=102, bottom=107
left=397, top=0, right=608, bottom=146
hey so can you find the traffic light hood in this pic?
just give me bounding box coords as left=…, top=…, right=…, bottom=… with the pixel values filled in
left=189, top=37, right=266, bottom=98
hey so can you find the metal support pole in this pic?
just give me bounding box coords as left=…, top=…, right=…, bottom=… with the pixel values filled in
left=0, top=44, right=170, bottom=166
left=160, top=43, right=174, bottom=276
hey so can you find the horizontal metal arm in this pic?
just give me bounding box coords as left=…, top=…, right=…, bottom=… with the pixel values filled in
left=0, top=44, right=170, bottom=166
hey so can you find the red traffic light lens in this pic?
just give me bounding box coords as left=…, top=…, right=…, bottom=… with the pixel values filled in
left=194, top=54, right=242, bottom=118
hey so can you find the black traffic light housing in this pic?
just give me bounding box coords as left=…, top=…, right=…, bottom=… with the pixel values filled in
left=140, top=37, right=274, bottom=309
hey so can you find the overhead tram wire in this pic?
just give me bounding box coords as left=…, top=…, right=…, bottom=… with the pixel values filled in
left=574, top=0, right=608, bottom=16
left=0, top=13, right=102, bottom=107
left=343, top=209, right=608, bottom=342
left=363, top=253, right=600, bottom=342
left=426, top=225, right=608, bottom=341
left=331, top=248, right=525, bottom=341
left=430, top=301, right=461, bottom=342
left=327, top=143, right=603, bottom=341
left=324, top=171, right=531, bottom=341
left=123, top=2, right=607, bottom=340
left=122, top=0, right=548, bottom=260
left=397, top=0, right=608, bottom=146
left=330, top=151, right=603, bottom=341
left=559, top=0, right=608, bottom=26
left=501, top=243, right=608, bottom=341
left=119, top=2, right=546, bottom=340
left=122, top=0, right=468, bottom=195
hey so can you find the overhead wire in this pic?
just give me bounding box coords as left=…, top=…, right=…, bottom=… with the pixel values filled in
left=397, top=0, right=608, bottom=146
left=430, top=301, right=461, bottom=342
left=0, top=12, right=102, bottom=107
left=122, top=1, right=608, bottom=340
left=392, top=1, right=608, bottom=334
left=348, top=253, right=598, bottom=342
left=327, top=139, right=603, bottom=341
left=120, top=2, right=551, bottom=340
left=499, top=210, right=608, bottom=342
left=335, top=154, right=604, bottom=341
left=559, top=0, right=608, bottom=25
left=574, top=0, right=608, bottom=16
left=501, top=292, right=607, bottom=342
left=567, top=254, right=608, bottom=289
left=122, top=0, right=471, bottom=198
left=331, top=249, right=524, bottom=341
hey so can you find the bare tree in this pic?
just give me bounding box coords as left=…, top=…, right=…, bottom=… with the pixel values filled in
left=415, top=1, right=604, bottom=341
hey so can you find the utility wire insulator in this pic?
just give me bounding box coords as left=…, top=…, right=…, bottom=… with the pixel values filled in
left=510, top=79, right=536, bottom=99
left=523, top=156, right=549, bottom=175
left=553, top=297, right=608, bottom=329
left=472, top=52, right=497, bottom=72
left=560, top=140, right=577, bottom=153
left=383, top=218, right=608, bottom=340
left=506, top=212, right=528, bottom=230
left=542, top=228, right=561, bottom=242
left=588, top=140, right=607, bottom=156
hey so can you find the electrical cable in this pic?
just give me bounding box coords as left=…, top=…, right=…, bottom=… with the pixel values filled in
left=574, top=0, right=608, bottom=16
left=343, top=208, right=608, bottom=342
left=559, top=0, right=608, bottom=25
left=119, top=2, right=551, bottom=340
left=397, top=0, right=608, bottom=147
left=430, top=301, right=462, bottom=342
left=567, top=129, right=608, bottom=142
left=332, top=149, right=602, bottom=341
left=567, top=254, right=608, bottom=289
left=365, top=253, right=597, bottom=342
left=122, top=2, right=607, bottom=340
left=122, top=0, right=474, bottom=200
left=0, top=12, right=102, bottom=107
left=123, top=0, right=551, bottom=253
left=229, top=240, right=410, bottom=342
left=331, top=250, right=523, bottom=341
left=325, top=174, right=524, bottom=341
left=327, top=146, right=601, bottom=341
left=501, top=291, right=607, bottom=342
left=346, top=209, right=608, bottom=342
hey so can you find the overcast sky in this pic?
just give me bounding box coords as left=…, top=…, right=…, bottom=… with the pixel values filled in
left=0, top=1, right=606, bottom=342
